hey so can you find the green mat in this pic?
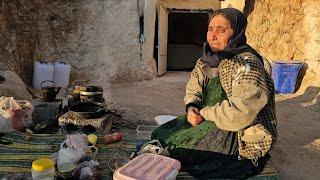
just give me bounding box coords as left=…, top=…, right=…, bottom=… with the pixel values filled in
left=0, top=132, right=146, bottom=178
left=0, top=132, right=279, bottom=179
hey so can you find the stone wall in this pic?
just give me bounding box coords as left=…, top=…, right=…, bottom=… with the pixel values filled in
left=245, top=0, right=320, bottom=89
left=1, top=0, right=320, bottom=89
left=0, top=0, right=155, bottom=86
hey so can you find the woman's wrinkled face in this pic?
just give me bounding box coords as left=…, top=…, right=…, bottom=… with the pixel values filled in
left=207, top=14, right=233, bottom=52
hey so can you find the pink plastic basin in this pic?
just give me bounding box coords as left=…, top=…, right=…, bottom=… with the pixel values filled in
left=113, top=153, right=181, bottom=180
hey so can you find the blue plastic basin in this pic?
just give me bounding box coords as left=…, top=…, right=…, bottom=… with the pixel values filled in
left=271, top=60, right=303, bottom=94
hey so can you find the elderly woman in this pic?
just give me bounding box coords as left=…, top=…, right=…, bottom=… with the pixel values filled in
left=152, top=8, right=277, bottom=179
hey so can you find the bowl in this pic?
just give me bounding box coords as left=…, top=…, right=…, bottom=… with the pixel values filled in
left=154, top=115, right=177, bottom=125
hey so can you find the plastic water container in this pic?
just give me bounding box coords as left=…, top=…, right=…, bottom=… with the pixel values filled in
left=114, top=153, right=181, bottom=180
left=32, top=158, right=55, bottom=180
left=33, top=61, right=54, bottom=90
left=54, top=62, right=71, bottom=88
left=271, top=60, right=303, bottom=94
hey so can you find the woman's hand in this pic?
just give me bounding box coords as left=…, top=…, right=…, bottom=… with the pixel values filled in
left=187, top=107, right=203, bottom=127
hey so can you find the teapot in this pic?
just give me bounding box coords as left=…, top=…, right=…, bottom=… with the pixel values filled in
left=40, top=80, right=61, bottom=102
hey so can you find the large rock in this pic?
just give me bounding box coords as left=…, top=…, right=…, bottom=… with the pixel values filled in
left=0, top=71, right=32, bottom=101
left=245, top=0, right=320, bottom=90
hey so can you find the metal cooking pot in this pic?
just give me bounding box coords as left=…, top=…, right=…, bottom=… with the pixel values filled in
left=79, top=86, right=104, bottom=103
left=68, top=102, right=106, bottom=119
left=40, top=80, right=61, bottom=102
left=67, top=80, right=87, bottom=107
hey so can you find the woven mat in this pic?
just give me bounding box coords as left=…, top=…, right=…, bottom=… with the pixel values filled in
left=0, top=132, right=147, bottom=179
left=0, top=132, right=279, bottom=180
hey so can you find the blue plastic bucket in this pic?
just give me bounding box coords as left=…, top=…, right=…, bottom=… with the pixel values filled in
left=271, top=60, right=303, bottom=94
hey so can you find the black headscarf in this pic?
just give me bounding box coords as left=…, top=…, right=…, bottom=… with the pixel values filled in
left=203, top=8, right=263, bottom=67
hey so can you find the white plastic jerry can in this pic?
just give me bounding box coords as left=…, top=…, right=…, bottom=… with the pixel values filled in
left=53, top=62, right=71, bottom=88
left=33, top=61, right=54, bottom=90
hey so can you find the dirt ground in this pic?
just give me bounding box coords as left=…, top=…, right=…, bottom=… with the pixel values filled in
left=100, top=71, right=320, bottom=180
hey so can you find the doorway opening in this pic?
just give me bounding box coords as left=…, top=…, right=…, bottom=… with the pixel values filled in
left=167, top=12, right=209, bottom=71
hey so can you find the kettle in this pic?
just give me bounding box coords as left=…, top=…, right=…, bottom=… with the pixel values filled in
left=40, top=80, right=61, bottom=102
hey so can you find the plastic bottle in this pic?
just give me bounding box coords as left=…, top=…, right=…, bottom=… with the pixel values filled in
left=31, top=158, right=55, bottom=180
left=104, top=133, right=124, bottom=144
left=53, top=61, right=71, bottom=88
left=33, top=61, right=54, bottom=90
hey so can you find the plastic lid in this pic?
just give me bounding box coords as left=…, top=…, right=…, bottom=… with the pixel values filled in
left=38, top=61, right=47, bottom=64
left=114, top=153, right=181, bottom=180
left=32, top=158, right=54, bottom=172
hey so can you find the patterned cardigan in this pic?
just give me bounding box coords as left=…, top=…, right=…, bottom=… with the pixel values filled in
left=184, top=52, right=277, bottom=159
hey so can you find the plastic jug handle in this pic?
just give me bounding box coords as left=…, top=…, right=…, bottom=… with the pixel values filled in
left=55, top=87, right=61, bottom=95
left=41, top=80, right=55, bottom=88
left=60, top=140, right=67, bottom=150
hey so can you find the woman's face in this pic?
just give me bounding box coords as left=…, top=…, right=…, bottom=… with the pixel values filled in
left=207, top=14, right=233, bottom=52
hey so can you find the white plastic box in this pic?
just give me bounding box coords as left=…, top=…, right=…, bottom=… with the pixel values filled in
left=113, top=153, right=181, bottom=180
left=136, top=125, right=158, bottom=139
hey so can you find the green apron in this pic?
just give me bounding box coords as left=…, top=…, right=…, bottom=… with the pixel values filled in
left=151, top=77, right=237, bottom=158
